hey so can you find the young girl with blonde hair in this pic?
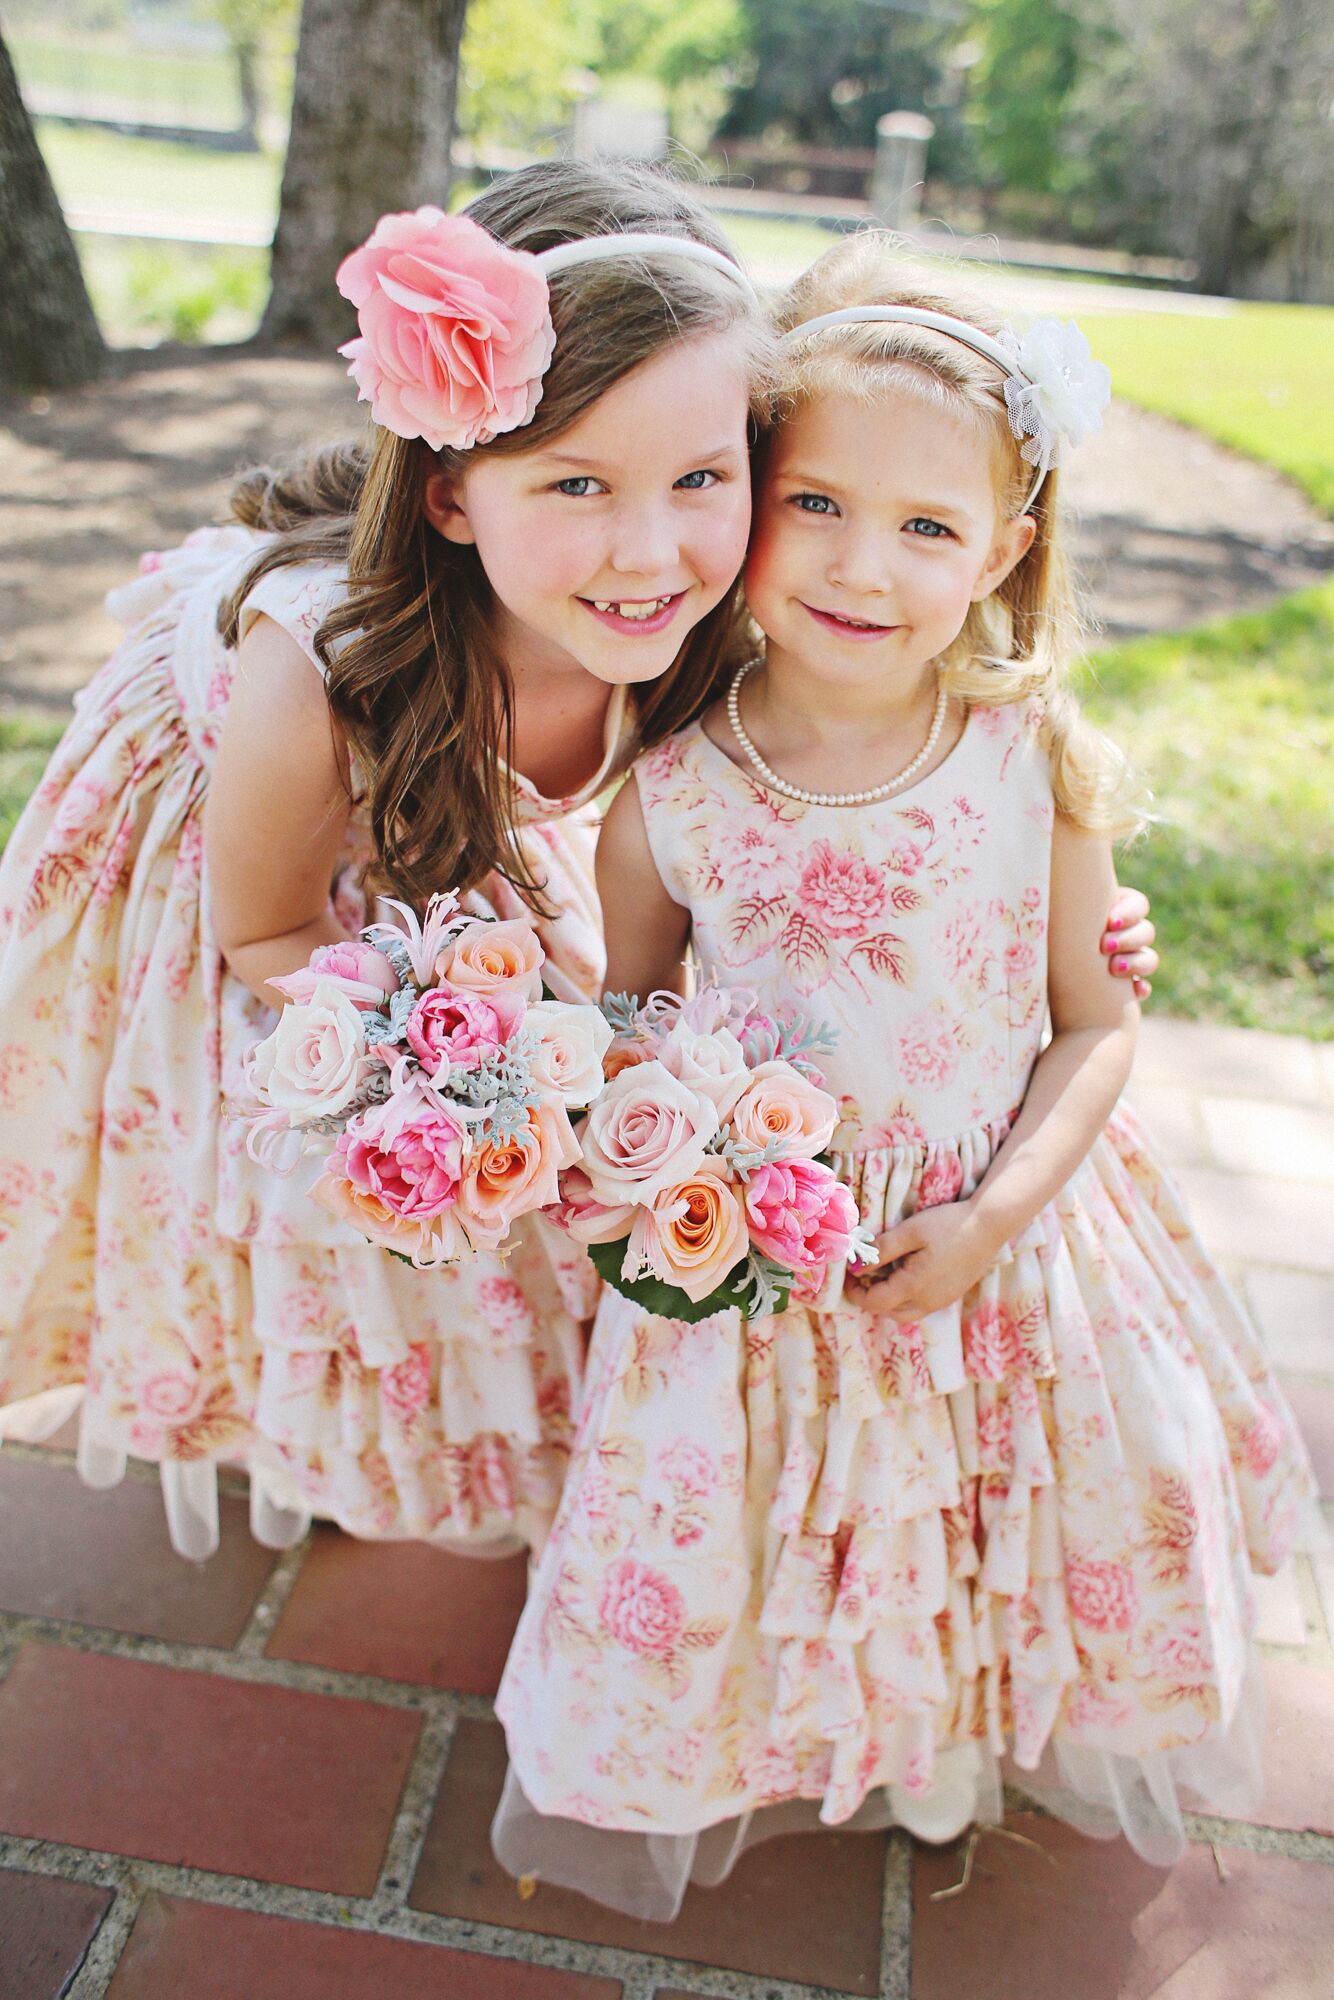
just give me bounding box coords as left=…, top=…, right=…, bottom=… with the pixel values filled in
left=494, top=234, right=1316, bottom=1914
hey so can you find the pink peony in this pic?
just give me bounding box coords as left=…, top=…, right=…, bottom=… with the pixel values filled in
left=798, top=839, right=887, bottom=936
left=598, top=1557, right=686, bottom=1656
left=744, top=1157, right=858, bottom=1277
left=271, top=941, right=398, bottom=1011
left=337, top=1087, right=467, bottom=1222
left=381, top=1344, right=432, bottom=1421
left=1066, top=1558, right=1139, bottom=1633
left=896, top=1011, right=960, bottom=1091
left=962, top=1298, right=1024, bottom=1381
left=916, top=1152, right=964, bottom=1209
left=336, top=208, right=556, bottom=451
left=405, top=986, right=516, bottom=1076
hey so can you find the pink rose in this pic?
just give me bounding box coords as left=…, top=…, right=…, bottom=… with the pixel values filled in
left=139, top=1371, right=201, bottom=1424
left=657, top=1025, right=751, bottom=1118
left=271, top=941, right=398, bottom=1011
left=405, top=987, right=514, bottom=1075
left=657, top=1438, right=718, bottom=1497
left=454, top=1099, right=581, bottom=1250
left=598, top=1557, right=686, bottom=1656
left=798, top=839, right=886, bottom=936
left=629, top=1160, right=749, bottom=1304
left=1067, top=1558, right=1139, bottom=1633
left=336, top=208, right=556, bottom=451
left=917, top=1152, right=964, bottom=1209
left=309, top=1167, right=465, bottom=1264
left=553, top=1163, right=635, bottom=1245
left=580, top=1060, right=718, bottom=1206
left=729, top=1061, right=837, bottom=1160
left=437, top=916, right=545, bottom=1003
left=381, top=1343, right=432, bottom=1421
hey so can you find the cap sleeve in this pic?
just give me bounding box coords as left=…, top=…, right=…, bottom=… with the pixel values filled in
left=236, top=561, right=348, bottom=677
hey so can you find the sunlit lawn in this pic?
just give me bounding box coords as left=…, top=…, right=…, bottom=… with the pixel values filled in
left=1079, top=302, right=1334, bottom=516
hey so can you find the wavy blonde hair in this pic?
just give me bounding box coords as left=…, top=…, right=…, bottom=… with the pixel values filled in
left=221, top=161, right=772, bottom=907
left=770, top=234, right=1141, bottom=836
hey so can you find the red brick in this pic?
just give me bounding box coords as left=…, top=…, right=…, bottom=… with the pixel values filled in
left=0, top=1645, right=419, bottom=1894
left=106, top=1894, right=621, bottom=2000
left=410, top=1717, right=886, bottom=1995
left=267, top=1527, right=526, bottom=1693
left=0, top=1869, right=113, bottom=2000
left=1241, top=1659, right=1334, bottom=1835
left=1280, top=1374, right=1334, bottom=1497
left=0, top=1454, right=275, bottom=1646
left=912, top=1814, right=1334, bottom=1999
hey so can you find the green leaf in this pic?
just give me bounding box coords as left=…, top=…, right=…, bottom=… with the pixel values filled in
left=588, top=1236, right=759, bottom=1323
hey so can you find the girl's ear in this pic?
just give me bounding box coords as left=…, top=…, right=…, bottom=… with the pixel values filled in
left=970, top=510, right=1037, bottom=603
left=423, top=468, right=476, bottom=546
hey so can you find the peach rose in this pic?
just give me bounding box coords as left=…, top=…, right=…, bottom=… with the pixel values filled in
left=728, top=1061, right=837, bottom=1160
left=603, top=1039, right=652, bottom=1081
left=580, top=1060, right=719, bottom=1206
left=335, top=208, right=556, bottom=451
left=524, top=1000, right=613, bottom=1107
left=629, top=1160, right=749, bottom=1304
left=437, top=917, right=545, bottom=1003
left=454, top=1100, right=581, bottom=1250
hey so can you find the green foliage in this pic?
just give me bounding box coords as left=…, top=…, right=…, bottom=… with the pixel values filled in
left=717, top=0, right=957, bottom=150
left=0, top=713, right=64, bottom=852
left=1088, top=580, right=1334, bottom=1037
left=965, top=0, right=1084, bottom=193
left=1080, top=302, right=1334, bottom=518
left=119, top=241, right=267, bottom=342
left=457, top=0, right=599, bottom=148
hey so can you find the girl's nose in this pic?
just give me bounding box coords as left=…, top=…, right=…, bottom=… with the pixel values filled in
left=827, top=526, right=892, bottom=598
left=607, top=499, right=678, bottom=579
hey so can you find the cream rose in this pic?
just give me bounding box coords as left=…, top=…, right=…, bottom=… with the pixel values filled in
left=657, top=1025, right=750, bottom=1118
left=728, top=1060, right=837, bottom=1160
left=250, top=979, right=371, bottom=1124
left=580, top=1059, right=719, bottom=1206
left=437, top=917, right=545, bottom=1002
left=629, top=1160, right=749, bottom=1304
left=524, top=1001, right=613, bottom=1107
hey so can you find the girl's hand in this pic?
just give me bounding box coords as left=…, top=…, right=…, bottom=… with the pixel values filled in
left=852, top=1203, right=1001, bottom=1323
left=1101, top=885, right=1157, bottom=1001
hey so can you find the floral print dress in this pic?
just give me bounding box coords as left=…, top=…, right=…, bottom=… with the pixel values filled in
left=494, top=697, right=1317, bottom=1913
left=0, top=526, right=618, bottom=1558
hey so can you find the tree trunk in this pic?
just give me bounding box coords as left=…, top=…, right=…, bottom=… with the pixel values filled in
left=0, top=30, right=105, bottom=391
left=260, top=0, right=467, bottom=349
left=235, top=38, right=262, bottom=149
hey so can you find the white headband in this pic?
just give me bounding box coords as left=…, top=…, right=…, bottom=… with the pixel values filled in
left=535, top=232, right=757, bottom=301
left=782, top=302, right=1111, bottom=511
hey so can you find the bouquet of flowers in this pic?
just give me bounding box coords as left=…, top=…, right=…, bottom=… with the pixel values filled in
left=243, top=894, right=612, bottom=1269
left=554, top=986, right=876, bottom=1322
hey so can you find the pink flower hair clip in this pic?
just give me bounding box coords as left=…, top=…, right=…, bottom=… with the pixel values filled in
left=336, top=207, right=756, bottom=454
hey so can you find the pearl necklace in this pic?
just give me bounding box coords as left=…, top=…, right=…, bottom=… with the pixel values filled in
left=726, top=661, right=949, bottom=808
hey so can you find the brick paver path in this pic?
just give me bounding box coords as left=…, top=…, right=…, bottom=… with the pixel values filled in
left=1, top=1014, right=1330, bottom=1997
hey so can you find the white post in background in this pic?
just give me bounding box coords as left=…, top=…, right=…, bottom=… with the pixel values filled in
left=870, top=111, right=935, bottom=231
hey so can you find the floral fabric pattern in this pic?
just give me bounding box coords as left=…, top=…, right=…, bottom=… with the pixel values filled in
left=497, top=704, right=1316, bottom=1847
left=0, top=527, right=620, bottom=1550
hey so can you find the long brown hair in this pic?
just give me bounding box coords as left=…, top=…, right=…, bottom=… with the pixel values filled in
left=769, top=235, right=1143, bottom=837
left=221, top=161, right=770, bottom=906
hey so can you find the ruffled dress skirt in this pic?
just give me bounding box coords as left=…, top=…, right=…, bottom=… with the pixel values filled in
left=0, top=529, right=599, bottom=1558
left=493, top=1102, right=1319, bottom=1916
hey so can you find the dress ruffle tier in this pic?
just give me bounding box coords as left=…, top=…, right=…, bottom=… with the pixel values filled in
left=0, top=528, right=605, bottom=1559
left=494, top=1101, right=1318, bottom=1914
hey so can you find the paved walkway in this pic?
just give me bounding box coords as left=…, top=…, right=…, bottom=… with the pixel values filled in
left=1, top=1015, right=1330, bottom=1998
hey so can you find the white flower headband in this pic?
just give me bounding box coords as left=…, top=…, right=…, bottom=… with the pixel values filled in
left=335, top=206, right=758, bottom=453
left=781, top=303, right=1112, bottom=509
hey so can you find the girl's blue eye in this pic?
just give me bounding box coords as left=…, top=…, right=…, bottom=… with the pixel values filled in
left=554, top=477, right=601, bottom=497
left=676, top=469, right=720, bottom=490
left=793, top=492, right=836, bottom=514
left=906, top=516, right=951, bottom=538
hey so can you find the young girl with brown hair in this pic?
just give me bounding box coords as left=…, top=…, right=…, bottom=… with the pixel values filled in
left=0, top=178, right=1152, bottom=1563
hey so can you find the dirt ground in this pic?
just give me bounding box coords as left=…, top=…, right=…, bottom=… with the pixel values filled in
left=2, top=344, right=1331, bottom=708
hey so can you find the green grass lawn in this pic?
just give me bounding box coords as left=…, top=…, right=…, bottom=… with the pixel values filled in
left=1087, top=580, right=1333, bottom=1039
left=1080, top=302, right=1334, bottom=517
left=0, top=713, right=64, bottom=852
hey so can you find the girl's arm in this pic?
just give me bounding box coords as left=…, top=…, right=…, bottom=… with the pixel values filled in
left=862, top=814, right=1139, bottom=1321
left=203, top=614, right=355, bottom=1009
left=595, top=773, right=692, bottom=1002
